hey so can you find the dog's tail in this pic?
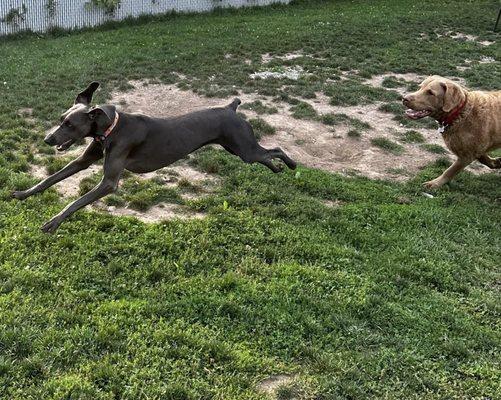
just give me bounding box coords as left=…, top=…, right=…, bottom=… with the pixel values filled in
left=227, top=98, right=241, bottom=111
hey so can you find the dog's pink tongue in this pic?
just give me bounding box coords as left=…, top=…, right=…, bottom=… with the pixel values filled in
left=405, top=109, right=428, bottom=120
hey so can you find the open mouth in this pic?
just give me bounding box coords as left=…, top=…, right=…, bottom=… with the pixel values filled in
left=56, top=139, right=75, bottom=152
left=405, top=109, right=431, bottom=120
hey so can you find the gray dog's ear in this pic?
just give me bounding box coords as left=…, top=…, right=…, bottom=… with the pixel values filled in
left=75, top=81, right=100, bottom=105
left=87, top=105, right=115, bottom=124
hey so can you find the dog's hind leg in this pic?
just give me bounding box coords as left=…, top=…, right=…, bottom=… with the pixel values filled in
left=477, top=154, right=501, bottom=169
left=13, top=141, right=103, bottom=200
left=220, top=119, right=296, bottom=173
left=267, top=147, right=297, bottom=170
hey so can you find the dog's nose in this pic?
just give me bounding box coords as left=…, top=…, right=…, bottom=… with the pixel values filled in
left=402, top=95, right=411, bottom=106
left=44, top=135, right=56, bottom=146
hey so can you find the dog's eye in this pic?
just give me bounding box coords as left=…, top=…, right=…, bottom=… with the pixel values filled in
left=427, top=90, right=435, bottom=96
left=65, top=121, right=73, bottom=128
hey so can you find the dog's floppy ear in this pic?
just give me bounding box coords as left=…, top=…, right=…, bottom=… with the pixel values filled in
left=87, top=105, right=115, bottom=125
left=441, top=81, right=464, bottom=113
left=75, top=81, right=100, bottom=105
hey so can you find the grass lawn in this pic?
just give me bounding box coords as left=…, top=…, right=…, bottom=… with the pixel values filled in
left=0, top=0, right=500, bottom=399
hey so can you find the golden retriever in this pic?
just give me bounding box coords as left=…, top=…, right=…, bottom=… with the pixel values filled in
left=402, top=76, right=501, bottom=188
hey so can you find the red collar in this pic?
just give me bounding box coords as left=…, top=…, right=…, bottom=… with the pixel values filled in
left=95, top=112, right=119, bottom=142
left=437, top=97, right=467, bottom=127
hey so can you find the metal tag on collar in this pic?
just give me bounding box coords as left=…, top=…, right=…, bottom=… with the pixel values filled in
left=437, top=123, right=448, bottom=135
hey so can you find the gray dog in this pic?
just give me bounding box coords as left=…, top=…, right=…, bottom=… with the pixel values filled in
left=13, top=82, right=296, bottom=233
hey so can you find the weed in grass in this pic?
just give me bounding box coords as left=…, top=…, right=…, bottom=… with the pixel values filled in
left=378, top=102, right=403, bottom=115
left=421, top=143, right=448, bottom=154
left=371, top=137, right=405, bottom=155
left=103, top=194, right=126, bottom=207
left=347, top=129, right=361, bottom=138
left=43, top=156, right=73, bottom=175
left=236, top=111, right=248, bottom=120
left=240, top=100, right=278, bottom=115
left=177, top=178, right=202, bottom=194
left=386, top=167, right=410, bottom=176
left=381, top=76, right=407, bottom=89
left=325, top=80, right=400, bottom=106
left=249, top=117, right=276, bottom=139
left=79, top=172, right=102, bottom=195
left=400, top=130, right=426, bottom=144
left=321, top=113, right=371, bottom=131
left=120, top=178, right=183, bottom=211
left=290, top=101, right=318, bottom=120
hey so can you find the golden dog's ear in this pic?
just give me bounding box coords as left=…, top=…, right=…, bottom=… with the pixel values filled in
left=441, top=81, right=464, bottom=113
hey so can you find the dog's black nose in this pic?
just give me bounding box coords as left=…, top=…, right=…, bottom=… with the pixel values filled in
left=44, top=135, right=56, bottom=146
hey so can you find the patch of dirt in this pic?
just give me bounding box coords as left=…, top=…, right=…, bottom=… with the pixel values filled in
left=479, top=56, right=496, bottom=64
left=261, top=51, right=325, bottom=64
left=111, top=80, right=492, bottom=183
left=259, top=96, right=447, bottom=181
left=256, top=374, right=296, bottom=397
left=364, top=73, right=466, bottom=92
left=363, top=72, right=423, bottom=94
left=31, top=146, right=218, bottom=223
left=30, top=162, right=102, bottom=198
left=420, top=31, right=495, bottom=47
left=31, top=76, right=494, bottom=224
left=17, top=108, right=33, bottom=117
left=17, top=107, right=37, bottom=125
left=250, top=66, right=307, bottom=81
left=95, top=202, right=205, bottom=223
left=478, top=40, right=495, bottom=47
left=112, top=80, right=277, bottom=117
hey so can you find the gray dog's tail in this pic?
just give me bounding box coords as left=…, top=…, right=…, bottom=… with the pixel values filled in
left=228, top=98, right=241, bottom=111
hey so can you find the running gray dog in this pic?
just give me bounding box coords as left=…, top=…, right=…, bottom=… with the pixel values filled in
left=13, top=82, right=296, bottom=233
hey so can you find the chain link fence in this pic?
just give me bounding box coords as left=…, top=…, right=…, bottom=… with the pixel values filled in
left=0, top=0, right=290, bottom=36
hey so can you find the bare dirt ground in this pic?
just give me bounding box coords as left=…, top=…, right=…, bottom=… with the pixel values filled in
left=29, top=60, right=495, bottom=223
left=31, top=145, right=218, bottom=223
left=256, top=374, right=296, bottom=397
left=109, top=78, right=489, bottom=183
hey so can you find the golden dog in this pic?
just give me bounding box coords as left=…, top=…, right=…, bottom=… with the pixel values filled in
left=403, top=76, right=501, bottom=188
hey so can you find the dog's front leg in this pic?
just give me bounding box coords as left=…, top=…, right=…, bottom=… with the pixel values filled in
left=41, top=151, right=126, bottom=233
left=423, top=158, right=471, bottom=189
left=13, top=141, right=103, bottom=200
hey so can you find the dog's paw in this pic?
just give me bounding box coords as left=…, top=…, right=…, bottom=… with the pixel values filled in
left=12, top=190, right=29, bottom=200
left=41, top=217, right=62, bottom=234
left=423, top=179, right=443, bottom=189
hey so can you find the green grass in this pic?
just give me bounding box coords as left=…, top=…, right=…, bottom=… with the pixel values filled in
left=347, top=129, right=362, bottom=138
left=422, top=143, right=448, bottom=154
left=240, top=100, right=278, bottom=115
left=0, top=1, right=500, bottom=399
left=400, top=130, right=426, bottom=144
left=290, top=101, right=318, bottom=120
left=248, top=117, right=276, bottom=139
left=321, top=113, right=372, bottom=131
left=371, top=137, right=405, bottom=155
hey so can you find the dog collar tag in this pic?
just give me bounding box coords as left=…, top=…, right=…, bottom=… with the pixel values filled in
left=437, top=124, right=447, bottom=135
